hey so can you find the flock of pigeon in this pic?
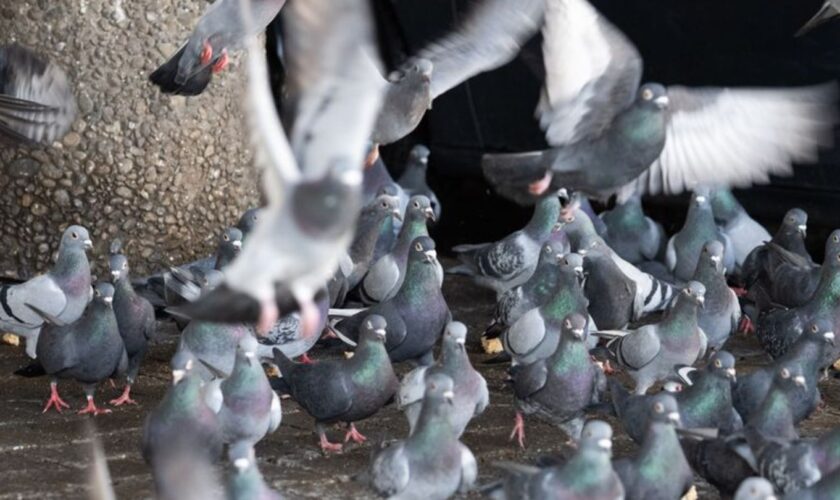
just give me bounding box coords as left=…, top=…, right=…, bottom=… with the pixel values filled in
left=3, top=0, right=840, bottom=498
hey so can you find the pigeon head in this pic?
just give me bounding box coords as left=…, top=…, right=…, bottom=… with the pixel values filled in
left=291, top=161, right=362, bottom=239
left=408, top=144, right=431, bottom=169
left=170, top=350, right=195, bottom=385
left=776, top=364, right=807, bottom=392
left=733, top=477, right=777, bottom=500
left=558, top=253, right=585, bottom=281
left=219, top=227, right=244, bottom=254
left=638, top=83, right=669, bottom=110
left=579, top=420, right=614, bottom=454
left=681, top=281, right=706, bottom=307
left=803, top=318, right=835, bottom=347
left=236, top=208, right=259, bottom=236
left=367, top=193, right=402, bottom=222
left=825, top=229, right=840, bottom=256
left=781, top=208, right=808, bottom=238
left=700, top=240, right=726, bottom=272
left=539, top=239, right=567, bottom=266
left=406, top=195, right=435, bottom=223
left=93, top=282, right=115, bottom=307
left=708, top=351, right=737, bottom=381
left=60, top=225, right=93, bottom=252
left=575, top=234, right=601, bottom=256
left=359, top=314, right=388, bottom=343
left=409, top=236, right=438, bottom=266
left=649, top=393, right=681, bottom=426
left=109, top=254, right=130, bottom=283
left=561, top=313, right=588, bottom=341
left=443, top=321, right=468, bottom=351
left=424, top=372, right=455, bottom=404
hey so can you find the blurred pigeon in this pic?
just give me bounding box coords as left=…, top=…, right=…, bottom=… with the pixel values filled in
left=273, top=314, right=398, bottom=452
left=0, top=43, right=76, bottom=144
left=509, top=313, right=605, bottom=446
left=218, top=337, right=282, bottom=459
left=256, top=290, right=328, bottom=363
left=811, top=426, right=840, bottom=476
left=734, top=478, right=776, bottom=500
left=450, top=195, right=561, bottom=296
left=797, top=1, right=840, bottom=35
left=608, top=378, right=683, bottom=444
left=667, top=189, right=734, bottom=282
left=227, top=444, right=282, bottom=500
left=600, top=281, right=708, bottom=394
left=743, top=208, right=812, bottom=290
left=600, top=193, right=665, bottom=264
left=674, top=351, right=742, bottom=433
left=397, top=144, right=441, bottom=220
left=613, top=393, right=693, bottom=500
left=108, top=253, right=156, bottom=406
left=346, top=192, right=403, bottom=291
left=370, top=372, right=477, bottom=498
left=483, top=0, right=836, bottom=205
left=35, top=282, right=126, bottom=415
left=337, top=237, right=449, bottom=365
left=235, top=207, right=259, bottom=240
left=398, top=322, right=489, bottom=437
left=787, top=469, right=840, bottom=500
left=150, top=0, right=286, bottom=95
left=710, top=189, right=770, bottom=274
left=371, top=60, right=433, bottom=146
left=362, top=151, right=407, bottom=209
left=692, top=240, right=741, bottom=352
left=1, top=225, right=92, bottom=358
left=175, top=320, right=252, bottom=381
left=503, top=253, right=591, bottom=366
left=359, top=194, right=437, bottom=305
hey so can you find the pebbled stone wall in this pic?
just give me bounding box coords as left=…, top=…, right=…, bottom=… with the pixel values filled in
left=0, top=0, right=259, bottom=278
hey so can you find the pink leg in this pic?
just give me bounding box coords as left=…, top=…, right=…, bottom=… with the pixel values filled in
left=256, top=299, right=279, bottom=336
left=199, top=41, right=213, bottom=66
left=730, top=286, right=748, bottom=298
left=298, top=353, right=315, bottom=365
left=738, top=315, right=755, bottom=335
left=78, top=396, right=112, bottom=416
left=365, top=144, right=380, bottom=169
left=528, top=171, right=553, bottom=196
left=299, top=299, right=321, bottom=340
left=319, top=432, right=343, bottom=453
left=509, top=411, right=526, bottom=448
left=344, top=423, right=367, bottom=444
left=211, top=50, right=229, bottom=74
left=42, top=382, right=70, bottom=413
left=109, top=385, right=138, bottom=406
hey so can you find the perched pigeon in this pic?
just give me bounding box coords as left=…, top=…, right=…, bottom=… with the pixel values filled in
left=450, top=195, right=561, bottom=296
left=369, top=372, right=477, bottom=498
left=256, top=290, right=328, bottom=363
left=0, top=43, right=76, bottom=144
left=509, top=313, right=605, bottom=446
left=599, top=193, right=665, bottom=264
left=746, top=365, right=808, bottom=442
left=397, top=144, right=441, bottom=221
left=108, top=253, right=156, bottom=406
left=398, top=322, right=489, bottom=437
left=666, top=189, right=734, bottom=282
left=371, top=60, right=433, bottom=146
left=358, top=194, right=435, bottom=304
left=337, top=237, right=450, bottom=365
left=483, top=0, right=837, bottom=205
left=602, top=281, right=708, bottom=394
left=608, top=378, right=683, bottom=444
left=346, top=192, right=403, bottom=290
left=273, top=315, right=398, bottom=452
left=797, top=0, right=840, bottom=35
left=371, top=184, right=403, bottom=261
left=35, top=282, right=126, bottom=415
left=235, top=207, right=259, bottom=241
left=150, top=0, right=286, bottom=95
left=217, top=337, right=282, bottom=459
left=710, top=189, right=771, bottom=274
left=1, top=225, right=92, bottom=358
left=743, top=208, right=812, bottom=291
left=733, top=478, right=776, bottom=500
left=579, top=235, right=642, bottom=331
left=175, top=320, right=252, bottom=381
left=692, top=240, right=741, bottom=352
left=673, top=351, right=742, bottom=433
left=227, top=444, right=282, bottom=500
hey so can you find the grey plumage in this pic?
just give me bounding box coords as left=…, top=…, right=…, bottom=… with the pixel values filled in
left=733, top=478, right=776, bottom=500
left=608, top=378, right=683, bottom=444
left=600, top=193, right=665, bottom=264
left=371, top=60, right=433, bottom=145
left=256, top=290, right=328, bottom=361
left=692, top=240, right=741, bottom=352
left=175, top=320, right=252, bottom=381
left=235, top=207, right=259, bottom=240
left=674, top=351, right=742, bottom=434
left=227, top=445, right=283, bottom=500
left=710, top=188, right=770, bottom=274
left=397, top=144, right=441, bottom=221
left=666, top=189, right=735, bottom=282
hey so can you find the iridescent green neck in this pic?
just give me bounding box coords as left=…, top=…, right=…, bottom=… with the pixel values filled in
left=525, top=197, right=561, bottom=239
left=752, top=388, right=795, bottom=438
left=543, top=272, right=583, bottom=319
left=393, top=216, right=428, bottom=255
left=661, top=297, right=698, bottom=335
left=609, top=196, right=646, bottom=230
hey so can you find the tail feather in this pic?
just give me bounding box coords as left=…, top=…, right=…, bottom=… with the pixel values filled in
left=481, top=150, right=551, bottom=205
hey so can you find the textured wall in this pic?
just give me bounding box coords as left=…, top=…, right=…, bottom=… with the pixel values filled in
left=0, top=0, right=259, bottom=277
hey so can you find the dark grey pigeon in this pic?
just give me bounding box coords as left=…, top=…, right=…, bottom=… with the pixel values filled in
left=227, top=444, right=282, bottom=500
left=674, top=351, right=742, bottom=433
left=667, top=189, right=734, bottom=282
left=370, top=372, right=477, bottom=498
left=236, top=207, right=259, bottom=241
left=346, top=191, right=402, bottom=291
left=336, top=236, right=449, bottom=365
left=742, top=208, right=811, bottom=291
left=371, top=184, right=402, bottom=262
left=1, top=225, right=92, bottom=358
left=579, top=235, right=639, bottom=331
left=747, top=365, right=808, bottom=442
left=509, top=313, right=606, bottom=447
left=108, top=253, right=156, bottom=406
left=710, top=189, right=770, bottom=274
left=600, top=193, right=665, bottom=264
left=398, top=322, right=489, bottom=437
left=0, top=43, right=76, bottom=145
left=733, top=478, right=776, bottom=500
left=482, top=0, right=836, bottom=205
left=797, top=1, right=840, bottom=35
left=35, top=282, right=126, bottom=415
left=397, top=144, right=441, bottom=221
left=450, top=195, right=561, bottom=296
left=613, top=393, right=693, bottom=500
left=256, top=290, right=328, bottom=363
left=692, top=240, right=741, bottom=352
left=371, top=60, right=433, bottom=146
left=273, top=315, right=398, bottom=453
left=608, top=378, right=683, bottom=444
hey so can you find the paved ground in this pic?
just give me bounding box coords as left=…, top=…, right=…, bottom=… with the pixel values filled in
left=2, top=267, right=840, bottom=499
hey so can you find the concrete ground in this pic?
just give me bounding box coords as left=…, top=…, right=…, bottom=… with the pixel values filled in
left=2, top=267, right=840, bottom=499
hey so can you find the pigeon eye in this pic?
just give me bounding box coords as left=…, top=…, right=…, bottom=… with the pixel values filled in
left=642, top=89, right=653, bottom=100
left=788, top=217, right=795, bottom=223
left=413, top=201, right=420, bottom=209
left=415, top=242, right=422, bottom=251
left=834, top=235, right=839, bottom=243
left=653, top=402, right=664, bottom=413
left=836, top=253, right=840, bottom=262
left=71, top=232, right=78, bottom=239
left=380, top=201, right=387, bottom=208
left=714, top=359, right=722, bottom=368
left=780, top=368, right=790, bottom=379
left=564, top=319, right=571, bottom=328
left=223, top=234, right=230, bottom=241
left=95, top=289, right=101, bottom=297
left=123, top=262, right=127, bottom=270
left=812, top=324, right=819, bottom=333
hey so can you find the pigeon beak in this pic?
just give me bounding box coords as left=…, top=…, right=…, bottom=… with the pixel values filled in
left=172, top=369, right=185, bottom=385
left=794, top=375, right=807, bottom=388
left=245, top=351, right=256, bottom=359
left=111, top=270, right=120, bottom=280
left=103, top=296, right=113, bottom=305
left=392, top=210, right=403, bottom=222
left=825, top=331, right=836, bottom=345
left=571, top=328, right=584, bottom=339
left=556, top=188, right=570, bottom=206
left=697, top=295, right=705, bottom=308
left=726, top=368, right=737, bottom=380
left=424, top=249, right=437, bottom=263
left=574, top=266, right=584, bottom=278
left=443, top=390, right=455, bottom=402
left=233, top=458, right=250, bottom=471
left=374, top=328, right=387, bottom=340
left=667, top=411, right=682, bottom=425
left=578, top=249, right=588, bottom=256
left=83, top=239, right=93, bottom=250
left=597, top=438, right=612, bottom=451
left=233, top=240, right=242, bottom=250
left=695, top=195, right=707, bottom=204
left=654, top=95, right=669, bottom=109
left=798, top=224, right=807, bottom=237
left=455, top=337, right=466, bottom=345
left=710, top=255, right=721, bottom=264
left=424, top=207, right=436, bottom=221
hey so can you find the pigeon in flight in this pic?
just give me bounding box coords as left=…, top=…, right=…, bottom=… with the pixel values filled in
left=797, top=1, right=840, bottom=36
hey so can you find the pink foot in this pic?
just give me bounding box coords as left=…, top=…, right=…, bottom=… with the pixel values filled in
left=509, top=412, right=526, bottom=448
left=344, top=423, right=367, bottom=444
left=319, top=433, right=343, bottom=453
left=42, top=383, right=70, bottom=413
left=365, top=145, right=380, bottom=169
left=731, top=286, right=748, bottom=298
left=109, top=386, right=138, bottom=406
left=298, top=353, right=315, bottom=365
left=528, top=172, right=553, bottom=196
left=299, top=298, right=321, bottom=340
left=78, top=396, right=112, bottom=416
left=738, top=315, right=755, bottom=335
left=199, top=41, right=213, bottom=66
left=211, top=51, right=229, bottom=74
left=256, top=299, right=279, bottom=336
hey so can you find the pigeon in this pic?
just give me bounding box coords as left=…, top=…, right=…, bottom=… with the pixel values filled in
left=743, top=208, right=812, bottom=291
left=108, top=253, right=156, bottom=406
left=35, top=282, right=127, bottom=415
left=810, top=426, right=840, bottom=476
left=450, top=195, right=562, bottom=296
left=746, top=365, right=809, bottom=442
left=149, top=0, right=286, bottom=95
left=227, top=444, right=282, bottom=500
left=362, top=150, right=407, bottom=209
left=235, top=207, right=259, bottom=241
left=397, top=144, right=441, bottom=221
left=710, top=189, right=771, bottom=274
left=734, top=478, right=777, bottom=500
left=599, top=192, right=665, bottom=265
left=673, top=351, right=742, bottom=433
left=502, top=253, right=590, bottom=366
left=213, top=227, right=244, bottom=270
left=179, top=0, right=385, bottom=335
left=509, top=313, right=606, bottom=446
left=601, top=281, right=708, bottom=394
left=369, top=372, right=477, bottom=498
left=0, top=225, right=92, bottom=358
left=482, top=0, right=837, bottom=205
left=372, top=184, right=403, bottom=262
left=667, top=189, right=735, bottom=282
left=175, top=320, right=252, bottom=381
left=273, top=314, right=398, bottom=452
left=494, top=420, right=624, bottom=500
left=679, top=431, right=759, bottom=498
left=797, top=0, right=840, bottom=35
left=608, top=378, right=683, bottom=444
left=346, top=192, right=404, bottom=292
left=256, top=290, right=328, bottom=363
left=786, top=469, right=840, bottom=500
left=371, top=59, right=433, bottom=146
left=337, top=236, right=449, bottom=365
left=734, top=318, right=834, bottom=423
left=579, top=235, right=642, bottom=331
left=398, top=322, right=489, bottom=437
left=613, top=393, right=694, bottom=500
left=692, top=240, right=741, bottom=352
left=0, top=43, right=76, bottom=145
left=217, top=336, right=282, bottom=459
left=359, top=194, right=437, bottom=305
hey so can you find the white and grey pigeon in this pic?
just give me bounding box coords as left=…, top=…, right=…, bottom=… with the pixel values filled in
left=0, top=43, right=76, bottom=145
left=483, top=0, right=837, bottom=205
left=179, top=0, right=386, bottom=336
left=666, top=188, right=735, bottom=282
left=1, top=225, right=93, bottom=358
left=710, top=188, right=771, bottom=275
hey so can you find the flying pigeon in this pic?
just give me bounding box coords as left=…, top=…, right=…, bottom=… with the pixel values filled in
left=256, top=290, right=328, bottom=364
